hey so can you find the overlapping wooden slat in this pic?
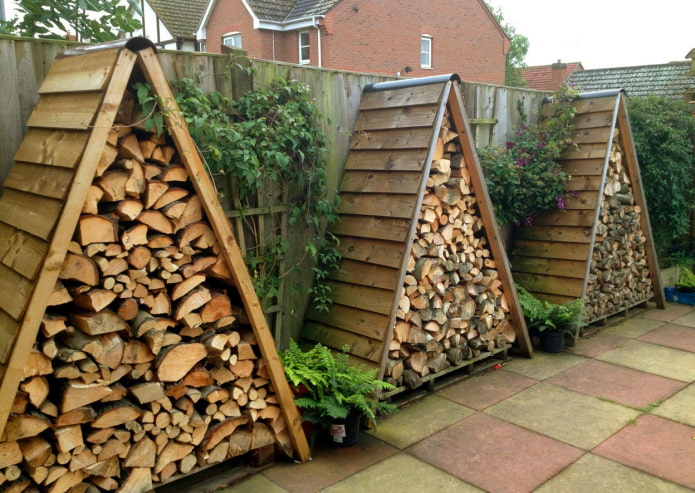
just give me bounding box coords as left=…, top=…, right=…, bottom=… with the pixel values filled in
left=26, top=92, right=103, bottom=129
left=349, top=127, right=434, bottom=150
left=511, top=257, right=587, bottom=278
left=358, top=83, right=444, bottom=110
left=344, top=149, right=428, bottom=171
left=306, top=304, right=389, bottom=340
left=327, top=281, right=395, bottom=316
left=37, top=49, right=120, bottom=94
left=332, top=216, right=412, bottom=242
left=338, top=192, right=418, bottom=218
left=0, top=189, right=62, bottom=240
left=353, top=105, right=439, bottom=131
left=339, top=170, right=423, bottom=194
left=0, top=223, right=47, bottom=280
left=13, top=129, right=89, bottom=167
left=302, top=322, right=383, bottom=362
left=331, top=259, right=400, bottom=290
left=513, top=272, right=585, bottom=298
left=514, top=225, right=594, bottom=243
left=0, top=264, right=32, bottom=320
left=336, top=237, right=404, bottom=268
left=511, top=240, right=589, bottom=261
left=532, top=209, right=595, bottom=227
left=4, top=162, right=74, bottom=199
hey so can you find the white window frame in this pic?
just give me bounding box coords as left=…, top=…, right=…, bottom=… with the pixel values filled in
left=299, top=30, right=310, bottom=64
left=222, top=32, right=242, bottom=49
left=421, top=35, right=432, bottom=69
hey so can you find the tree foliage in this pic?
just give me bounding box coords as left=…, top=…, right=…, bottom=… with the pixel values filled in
left=0, top=0, right=142, bottom=42
left=487, top=3, right=529, bottom=87
left=627, top=95, right=695, bottom=261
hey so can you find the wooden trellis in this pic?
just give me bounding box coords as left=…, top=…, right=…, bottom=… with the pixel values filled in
left=511, top=89, right=665, bottom=329
left=303, top=74, right=532, bottom=389
left=0, top=37, right=309, bottom=491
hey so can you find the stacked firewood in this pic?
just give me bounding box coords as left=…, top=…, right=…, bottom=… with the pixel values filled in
left=1, top=95, right=291, bottom=491
left=384, top=112, right=515, bottom=390
left=583, top=134, right=653, bottom=320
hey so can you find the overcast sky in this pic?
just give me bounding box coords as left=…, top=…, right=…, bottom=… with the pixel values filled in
left=488, top=0, right=695, bottom=69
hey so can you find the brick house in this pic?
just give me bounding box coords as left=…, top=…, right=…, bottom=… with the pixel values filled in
left=134, top=0, right=210, bottom=51
left=197, top=0, right=510, bottom=84
left=519, top=60, right=584, bottom=91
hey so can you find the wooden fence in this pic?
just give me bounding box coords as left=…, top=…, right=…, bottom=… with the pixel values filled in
left=0, top=35, right=549, bottom=345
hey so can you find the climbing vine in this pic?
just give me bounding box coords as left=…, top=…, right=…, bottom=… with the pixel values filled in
left=135, top=77, right=340, bottom=312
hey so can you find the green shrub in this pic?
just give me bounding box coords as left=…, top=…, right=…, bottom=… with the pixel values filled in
left=478, top=84, right=578, bottom=226
left=627, top=95, right=695, bottom=261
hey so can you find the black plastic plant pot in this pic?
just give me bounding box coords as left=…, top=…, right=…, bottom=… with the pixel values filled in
left=329, top=412, right=361, bottom=447
left=539, top=330, right=565, bottom=353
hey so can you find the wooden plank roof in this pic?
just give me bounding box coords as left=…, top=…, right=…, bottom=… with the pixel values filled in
left=0, top=37, right=309, bottom=461
left=303, top=74, right=532, bottom=378
left=511, top=90, right=664, bottom=321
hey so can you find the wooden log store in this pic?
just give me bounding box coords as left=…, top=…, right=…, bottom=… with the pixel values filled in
left=304, top=74, right=533, bottom=394
left=0, top=37, right=310, bottom=492
left=511, top=89, right=665, bottom=332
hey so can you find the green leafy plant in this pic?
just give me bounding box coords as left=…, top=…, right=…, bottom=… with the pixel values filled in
left=0, top=0, right=142, bottom=42
left=279, top=340, right=397, bottom=424
left=627, top=95, right=695, bottom=262
left=478, top=83, right=579, bottom=226
left=172, top=77, right=341, bottom=312
left=516, top=285, right=584, bottom=334
left=676, top=266, right=695, bottom=293
left=134, top=77, right=341, bottom=312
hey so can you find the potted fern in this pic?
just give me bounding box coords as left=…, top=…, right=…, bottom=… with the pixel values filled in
left=280, top=340, right=396, bottom=446
left=516, top=285, right=585, bottom=352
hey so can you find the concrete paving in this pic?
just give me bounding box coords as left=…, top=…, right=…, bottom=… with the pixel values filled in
left=216, top=302, right=695, bottom=492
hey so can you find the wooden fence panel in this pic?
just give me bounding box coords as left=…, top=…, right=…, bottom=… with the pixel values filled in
left=0, top=36, right=550, bottom=346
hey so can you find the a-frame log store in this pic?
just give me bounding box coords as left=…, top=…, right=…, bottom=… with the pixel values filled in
left=0, top=37, right=309, bottom=491
left=304, top=74, right=532, bottom=392
left=511, top=89, right=665, bottom=332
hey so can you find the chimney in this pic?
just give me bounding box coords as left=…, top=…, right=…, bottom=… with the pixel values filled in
left=551, top=59, right=567, bottom=90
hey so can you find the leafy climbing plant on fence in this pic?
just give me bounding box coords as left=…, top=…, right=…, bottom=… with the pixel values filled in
left=135, top=77, right=340, bottom=318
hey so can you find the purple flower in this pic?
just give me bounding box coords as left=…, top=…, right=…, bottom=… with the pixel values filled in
left=570, top=190, right=579, bottom=198
left=556, top=194, right=567, bottom=210
left=524, top=216, right=534, bottom=227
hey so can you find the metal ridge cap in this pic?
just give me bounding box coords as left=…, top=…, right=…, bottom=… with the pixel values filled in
left=363, top=74, right=461, bottom=93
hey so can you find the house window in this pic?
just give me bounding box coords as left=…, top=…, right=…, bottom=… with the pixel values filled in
left=222, top=33, right=242, bottom=49
left=421, top=35, right=432, bottom=69
left=299, top=30, right=310, bottom=64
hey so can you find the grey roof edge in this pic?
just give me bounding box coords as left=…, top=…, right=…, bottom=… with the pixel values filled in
left=543, top=89, right=625, bottom=103
left=363, top=74, right=461, bottom=94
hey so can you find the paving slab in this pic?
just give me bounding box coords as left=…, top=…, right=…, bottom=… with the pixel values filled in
left=565, top=331, right=628, bottom=359
left=546, top=359, right=687, bottom=409
left=437, top=368, right=537, bottom=410
left=503, top=351, right=586, bottom=380
left=407, top=413, right=583, bottom=493
left=602, top=316, right=664, bottom=338
left=321, top=453, right=483, bottom=493
left=651, top=383, right=695, bottom=426
left=534, top=453, right=692, bottom=492
left=593, top=414, right=695, bottom=489
left=261, top=433, right=398, bottom=493
left=641, top=302, right=693, bottom=322
left=670, top=308, right=695, bottom=328
left=596, top=339, right=695, bottom=382
left=638, top=322, right=695, bottom=352
left=366, top=394, right=474, bottom=449
left=484, top=382, right=641, bottom=449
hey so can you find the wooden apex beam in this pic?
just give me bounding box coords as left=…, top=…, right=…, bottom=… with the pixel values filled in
left=135, top=47, right=310, bottom=462
left=446, top=84, right=534, bottom=357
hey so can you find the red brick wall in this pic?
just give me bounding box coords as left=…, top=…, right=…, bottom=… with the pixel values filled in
left=204, top=0, right=508, bottom=84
